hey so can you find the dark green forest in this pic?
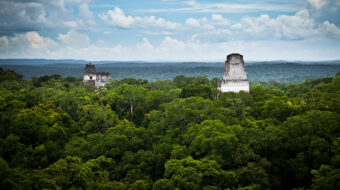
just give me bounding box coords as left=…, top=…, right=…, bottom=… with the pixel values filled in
left=1, top=67, right=340, bottom=189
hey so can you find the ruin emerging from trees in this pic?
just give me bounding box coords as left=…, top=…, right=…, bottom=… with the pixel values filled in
left=218, top=53, right=249, bottom=93
left=83, top=63, right=111, bottom=87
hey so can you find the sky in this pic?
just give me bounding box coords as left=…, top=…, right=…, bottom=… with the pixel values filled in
left=0, top=0, right=340, bottom=61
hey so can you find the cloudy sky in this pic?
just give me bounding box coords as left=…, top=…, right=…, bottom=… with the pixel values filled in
left=0, top=0, right=340, bottom=61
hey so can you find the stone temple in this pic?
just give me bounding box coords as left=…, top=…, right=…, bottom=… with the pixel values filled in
left=83, top=63, right=111, bottom=87
left=218, top=53, right=249, bottom=93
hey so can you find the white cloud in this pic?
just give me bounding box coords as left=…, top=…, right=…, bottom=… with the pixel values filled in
left=160, top=37, right=187, bottom=50
left=56, top=45, right=126, bottom=60
left=57, top=30, right=90, bottom=48
left=137, top=38, right=153, bottom=49
left=100, top=7, right=134, bottom=28
left=0, top=1, right=55, bottom=33
left=211, top=14, right=229, bottom=26
left=230, top=23, right=242, bottom=29
left=0, top=0, right=95, bottom=34
left=186, top=0, right=196, bottom=6
left=100, top=7, right=181, bottom=30
left=184, top=17, right=215, bottom=30
left=15, top=32, right=57, bottom=50
left=142, top=0, right=303, bottom=13
left=78, top=2, right=95, bottom=26
left=0, top=31, right=128, bottom=60
left=100, top=6, right=340, bottom=41
left=101, top=7, right=227, bottom=32
left=306, top=0, right=340, bottom=26
left=1, top=30, right=340, bottom=61
left=159, top=36, right=201, bottom=54
left=134, top=16, right=180, bottom=30
left=130, top=35, right=208, bottom=61
left=228, top=9, right=340, bottom=40
left=63, top=21, right=79, bottom=28
left=322, top=21, right=340, bottom=35
left=143, top=31, right=175, bottom=35
left=132, top=36, right=340, bottom=61
left=60, top=0, right=96, bottom=29
left=0, top=36, right=9, bottom=50
left=185, top=18, right=201, bottom=27
left=307, top=0, right=328, bottom=10
left=1, top=1, right=340, bottom=62
left=0, top=31, right=58, bottom=57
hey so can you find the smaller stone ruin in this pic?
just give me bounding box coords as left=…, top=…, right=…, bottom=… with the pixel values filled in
left=218, top=53, right=249, bottom=93
left=83, top=63, right=111, bottom=87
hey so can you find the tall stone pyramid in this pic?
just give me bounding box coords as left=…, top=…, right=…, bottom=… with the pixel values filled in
left=218, top=53, right=249, bottom=93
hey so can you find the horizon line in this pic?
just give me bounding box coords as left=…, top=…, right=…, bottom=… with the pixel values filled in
left=0, top=58, right=340, bottom=63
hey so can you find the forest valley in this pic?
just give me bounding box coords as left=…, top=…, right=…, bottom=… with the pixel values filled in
left=0, top=67, right=340, bottom=190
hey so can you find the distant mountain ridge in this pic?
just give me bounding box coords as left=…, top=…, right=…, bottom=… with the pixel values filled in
left=0, top=59, right=151, bottom=65
left=1, top=61, right=340, bottom=82
left=0, top=59, right=340, bottom=65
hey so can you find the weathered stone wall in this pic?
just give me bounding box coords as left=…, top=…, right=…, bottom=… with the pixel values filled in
left=218, top=80, right=249, bottom=93
left=83, top=74, right=97, bottom=81
left=218, top=53, right=249, bottom=93
left=222, top=54, right=247, bottom=80
left=84, top=63, right=96, bottom=75
left=83, top=63, right=111, bottom=88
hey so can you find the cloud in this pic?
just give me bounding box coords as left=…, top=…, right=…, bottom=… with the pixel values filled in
left=322, top=21, right=340, bottom=36
left=99, top=7, right=134, bottom=28
left=307, top=0, right=327, bottom=10
left=0, top=30, right=126, bottom=60
left=211, top=14, right=229, bottom=26
left=0, top=32, right=201, bottom=60
left=137, top=38, right=153, bottom=50
left=57, top=30, right=90, bottom=48
left=184, top=17, right=214, bottom=30
left=184, top=8, right=340, bottom=44
left=185, top=18, right=201, bottom=28
left=143, top=31, right=175, bottom=35
left=0, top=37, right=9, bottom=50
left=182, top=14, right=229, bottom=31
left=130, top=35, right=207, bottom=61
left=1, top=30, right=340, bottom=61
left=0, top=0, right=95, bottom=34
left=100, top=4, right=339, bottom=41
left=78, top=2, right=96, bottom=26
left=141, top=0, right=303, bottom=13
left=0, top=1, right=55, bottom=33
left=1, top=1, right=340, bottom=61
left=0, top=31, right=58, bottom=57
left=228, top=9, right=340, bottom=40
left=128, top=34, right=340, bottom=61
left=4, top=32, right=57, bottom=50
left=159, top=36, right=201, bottom=55
left=100, top=7, right=181, bottom=30
left=125, top=13, right=229, bottom=33
left=307, top=0, right=340, bottom=26
left=160, top=37, right=187, bottom=50
left=57, top=45, right=126, bottom=60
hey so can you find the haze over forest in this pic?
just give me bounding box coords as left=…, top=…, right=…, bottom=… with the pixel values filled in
left=1, top=60, right=340, bottom=83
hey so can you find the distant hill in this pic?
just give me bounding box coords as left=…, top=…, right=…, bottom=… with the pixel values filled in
left=1, top=61, right=340, bottom=83
left=1, top=59, right=340, bottom=66
left=0, top=59, right=153, bottom=65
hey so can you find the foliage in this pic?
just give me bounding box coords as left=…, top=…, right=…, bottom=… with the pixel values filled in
left=0, top=67, right=340, bottom=189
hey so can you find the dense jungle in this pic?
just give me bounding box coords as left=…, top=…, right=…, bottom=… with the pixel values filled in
left=0, top=67, right=340, bottom=190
